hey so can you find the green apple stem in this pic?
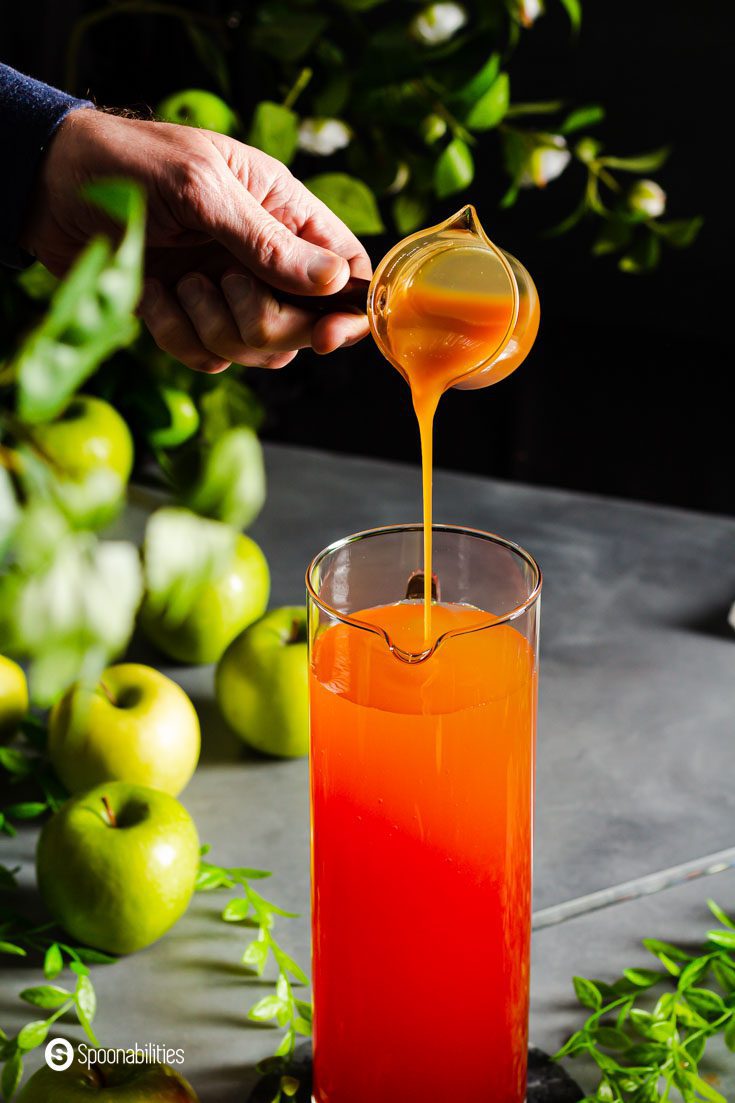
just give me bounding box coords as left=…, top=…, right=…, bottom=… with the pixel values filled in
left=98, top=680, right=117, bottom=706
left=101, top=794, right=118, bottom=828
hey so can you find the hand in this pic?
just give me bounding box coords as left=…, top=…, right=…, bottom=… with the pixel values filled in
left=21, top=109, right=372, bottom=373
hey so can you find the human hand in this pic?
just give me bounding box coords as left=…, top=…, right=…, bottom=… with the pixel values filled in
left=21, top=109, right=372, bottom=373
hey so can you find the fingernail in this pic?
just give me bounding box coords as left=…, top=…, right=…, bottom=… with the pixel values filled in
left=140, top=279, right=158, bottom=312
left=307, top=252, right=346, bottom=288
left=178, top=276, right=203, bottom=309
left=222, top=273, right=251, bottom=299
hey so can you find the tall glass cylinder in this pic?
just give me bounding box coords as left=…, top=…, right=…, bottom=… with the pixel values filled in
left=307, top=524, right=541, bottom=1103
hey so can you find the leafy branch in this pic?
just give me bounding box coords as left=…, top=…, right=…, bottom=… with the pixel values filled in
left=556, top=899, right=735, bottom=1103
left=57, top=0, right=699, bottom=271
left=0, top=960, right=102, bottom=1100
left=196, top=848, right=311, bottom=1080
left=0, top=717, right=66, bottom=837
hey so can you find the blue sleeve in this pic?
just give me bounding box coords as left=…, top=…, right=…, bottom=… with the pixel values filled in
left=0, top=64, right=93, bottom=269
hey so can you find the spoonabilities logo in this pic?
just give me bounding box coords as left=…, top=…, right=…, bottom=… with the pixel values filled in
left=45, top=1037, right=74, bottom=1072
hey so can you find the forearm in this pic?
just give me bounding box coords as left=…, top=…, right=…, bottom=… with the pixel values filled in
left=0, top=63, right=92, bottom=268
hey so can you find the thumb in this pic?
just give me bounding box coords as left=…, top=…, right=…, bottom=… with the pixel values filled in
left=200, top=179, right=349, bottom=295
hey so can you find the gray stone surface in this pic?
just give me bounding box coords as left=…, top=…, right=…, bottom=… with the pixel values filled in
left=2, top=443, right=735, bottom=1100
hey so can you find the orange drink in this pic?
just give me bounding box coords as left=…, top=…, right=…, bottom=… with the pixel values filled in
left=308, top=526, right=541, bottom=1103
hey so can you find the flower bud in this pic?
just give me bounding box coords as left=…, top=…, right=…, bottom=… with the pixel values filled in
left=419, top=113, right=448, bottom=146
left=518, top=0, right=544, bottom=26
left=410, top=3, right=468, bottom=46
left=575, top=137, right=600, bottom=165
left=520, top=135, right=571, bottom=188
left=298, top=118, right=352, bottom=157
left=627, top=179, right=666, bottom=219
left=386, top=162, right=411, bottom=195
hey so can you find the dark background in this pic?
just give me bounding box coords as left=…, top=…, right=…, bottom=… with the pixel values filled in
left=3, top=1, right=732, bottom=514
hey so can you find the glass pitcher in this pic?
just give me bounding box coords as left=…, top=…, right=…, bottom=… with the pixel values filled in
left=307, top=524, right=541, bottom=1103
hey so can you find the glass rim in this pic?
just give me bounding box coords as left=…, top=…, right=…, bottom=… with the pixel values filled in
left=306, top=523, right=542, bottom=659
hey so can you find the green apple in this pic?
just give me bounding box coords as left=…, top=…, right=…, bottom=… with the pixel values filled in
left=140, top=534, right=270, bottom=665
left=215, top=606, right=308, bottom=757
left=0, top=655, right=28, bottom=742
left=157, top=89, right=237, bottom=135
left=37, top=781, right=200, bottom=954
left=18, top=1054, right=199, bottom=1101
left=27, top=395, right=134, bottom=528
left=49, top=664, right=200, bottom=797
left=146, top=386, right=200, bottom=450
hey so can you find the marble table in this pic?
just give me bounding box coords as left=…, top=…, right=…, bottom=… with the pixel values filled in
left=3, top=443, right=735, bottom=1100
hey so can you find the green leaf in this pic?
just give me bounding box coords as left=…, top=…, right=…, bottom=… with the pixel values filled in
left=622, top=968, right=664, bottom=989
left=184, top=427, right=267, bottom=530
left=248, top=102, right=299, bottom=166
left=142, top=506, right=237, bottom=624
left=450, top=54, right=501, bottom=108
left=506, top=101, right=565, bottom=118
left=242, top=938, right=270, bottom=975
left=558, top=0, right=582, bottom=31
left=685, top=987, right=726, bottom=1016
left=642, top=937, right=693, bottom=963
left=465, top=72, right=510, bottom=131
left=600, top=148, right=670, bottom=173
left=560, top=104, right=605, bottom=134
left=253, top=9, right=328, bottom=61
left=0, top=941, right=26, bottom=957
left=44, top=943, right=64, bottom=979
left=223, top=898, right=251, bottom=923
left=392, top=194, right=428, bottom=236
left=654, top=216, right=703, bottom=248
left=3, top=802, right=48, bottom=821
left=199, top=377, right=264, bottom=444
left=679, top=956, right=712, bottom=989
left=73, top=947, right=117, bottom=966
left=688, top=1075, right=727, bottom=1103
left=0, top=864, right=19, bottom=890
left=75, top=973, right=97, bottom=1024
left=17, top=1020, right=49, bottom=1051
left=433, top=139, right=474, bottom=199
left=248, top=994, right=288, bottom=1023
left=0, top=504, right=144, bottom=707
left=619, top=232, right=661, bottom=273
left=17, top=262, right=59, bottom=301
left=1, top=1050, right=23, bottom=1101
left=313, top=73, right=351, bottom=117
left=712, top=958, right=735, bottom=992
left=278, top=950, right=309, bottom=985
left=573, top=976, right=602, bottom=1010
left=185, top=24, right=231, bottom=98
left=706, top=929, right=735, bottom=951
left=14, top=180, right=144, bottom=424
left=707, top=900, right=735, bottom=929
left=305, top=173, right=384, bottom=235
left=592, top=220, right=632, bottom=256
left=594, top=1027, right=629, bottom=1050
left=20, top=985, right=72, bottom=1009
left=0, top=747, right=32, bottom=777
left=724, top=1016, right=735, bottom=1052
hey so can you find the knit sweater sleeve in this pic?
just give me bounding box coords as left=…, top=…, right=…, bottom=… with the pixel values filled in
left=0, top=63, right=93, bottom=268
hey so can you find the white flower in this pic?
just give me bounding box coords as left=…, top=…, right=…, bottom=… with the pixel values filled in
left=520, top=135, right=571, bottom=188
left=628, top=179, right=667, bottom=219
left=519, top=0, right=544, bottom=26
left=410, top=3, right=468, bottom=46
left=298, top=118, right=352, bottom=157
